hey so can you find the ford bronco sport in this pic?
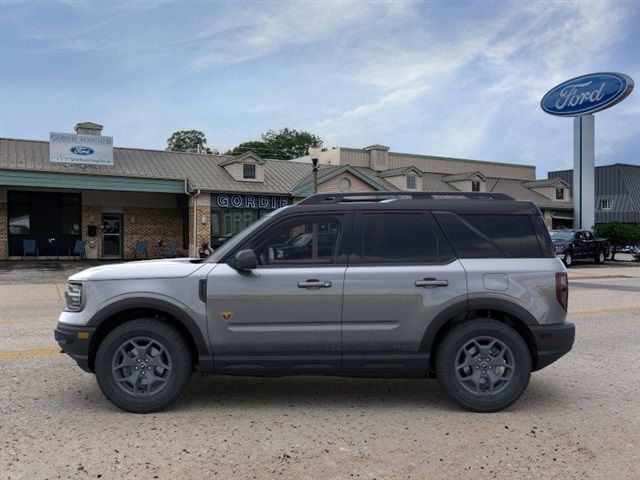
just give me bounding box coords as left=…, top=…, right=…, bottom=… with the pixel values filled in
left=55, top=192, right=575, bottom=413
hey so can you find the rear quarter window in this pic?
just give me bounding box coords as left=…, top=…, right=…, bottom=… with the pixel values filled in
left=434, top=212, right=548, bottom=258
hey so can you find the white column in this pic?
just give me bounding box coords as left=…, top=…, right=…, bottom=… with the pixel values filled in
left=573, top=114, right=595, bottom=229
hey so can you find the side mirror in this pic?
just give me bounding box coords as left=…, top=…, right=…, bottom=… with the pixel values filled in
left=231, top=249, right=258, bottom=270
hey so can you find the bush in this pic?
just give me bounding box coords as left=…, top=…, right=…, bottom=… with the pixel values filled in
left=593, top=222, right=640, bottom=260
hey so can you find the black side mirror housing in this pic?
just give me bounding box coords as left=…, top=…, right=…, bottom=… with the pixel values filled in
left=231, top=249, right=258, bottom=270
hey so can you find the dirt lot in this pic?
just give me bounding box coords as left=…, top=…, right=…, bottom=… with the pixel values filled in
left=1, top=261, right=639, bottom=479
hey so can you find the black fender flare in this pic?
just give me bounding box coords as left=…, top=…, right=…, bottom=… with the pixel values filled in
left=87, top=297, right=213, bottom=372
left=419, top=297, right=538, bottom=353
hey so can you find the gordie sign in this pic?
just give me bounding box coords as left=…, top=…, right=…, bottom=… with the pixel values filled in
left=541, top=72, right=633, bottom=117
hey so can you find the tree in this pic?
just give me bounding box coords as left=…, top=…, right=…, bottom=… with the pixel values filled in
left=167, top=130, right=217, bottom=154
left=260, top=128, right=322, bottom=160
left=226, top=128, right=322, bottom=160
left=225, top=141, right=269, bottom=157
left=593, top=222, right=640, bottom=260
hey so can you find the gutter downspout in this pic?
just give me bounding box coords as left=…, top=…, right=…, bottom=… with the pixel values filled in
left=191, top=188, right=201, bottom=258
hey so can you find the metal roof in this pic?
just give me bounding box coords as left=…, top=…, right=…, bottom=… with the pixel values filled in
left=0, top=138, right=311, bottom=195
left=443, top=171, right=487, bottom=182
left=378, top=166, right=423, bottom=178
left=523, top=178, right=568, bottom=188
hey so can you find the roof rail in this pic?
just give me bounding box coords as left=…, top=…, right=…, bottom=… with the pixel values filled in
left=298, top=191, right=514, bottom=205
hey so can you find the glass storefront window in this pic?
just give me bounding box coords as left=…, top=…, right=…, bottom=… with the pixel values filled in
left=9, top=204, right=30, bottom=234
left=60, top=194, right=81, bottom=235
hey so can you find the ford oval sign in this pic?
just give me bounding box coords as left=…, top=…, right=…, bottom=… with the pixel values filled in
left=70, top=146, right=95, bottom=155
left=541, top=72, right=633, bottom=116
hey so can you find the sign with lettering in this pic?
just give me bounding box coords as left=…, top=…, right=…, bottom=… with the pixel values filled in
left=49, top=132, right=114, bottom=165
left=541, top=72, right=633, bottom=117
left=213, top=193, right=289, bottom=210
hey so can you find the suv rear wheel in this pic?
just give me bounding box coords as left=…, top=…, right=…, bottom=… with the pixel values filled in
left=95, top=319, right=192, bottom=413
left=436, top=318, right=531, bottom=412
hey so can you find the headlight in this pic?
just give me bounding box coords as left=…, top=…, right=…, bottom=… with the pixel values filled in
left=555, top=245, right=565, bottom=253
left=64, top=282, right=83, bottom=312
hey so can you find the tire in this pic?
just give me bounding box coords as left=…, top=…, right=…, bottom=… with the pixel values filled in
left=435, top=318, right=531, bottom=413
left=595, top=250, right=606, bottom=264
left=563, top=252, right=573, bottom=267
left=95, top=319, right=192, bottom=413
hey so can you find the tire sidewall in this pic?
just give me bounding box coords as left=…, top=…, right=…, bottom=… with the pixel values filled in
left=564, top=253, right=573, bottom=267
left=95, top=320, right=192, bottom=413
left=436, top=320, right=531, bottom=412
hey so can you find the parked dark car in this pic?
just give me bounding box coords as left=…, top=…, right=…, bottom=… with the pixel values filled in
left=550, top=229, right=609, bottom=267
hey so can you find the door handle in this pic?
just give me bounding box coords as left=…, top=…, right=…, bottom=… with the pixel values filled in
left=298, top=279, right=332, bottom=289
left=415, top=278, right=448, bottom=288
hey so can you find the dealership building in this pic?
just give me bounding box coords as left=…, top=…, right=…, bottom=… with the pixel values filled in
left=1, top=122, right=575, bottom=261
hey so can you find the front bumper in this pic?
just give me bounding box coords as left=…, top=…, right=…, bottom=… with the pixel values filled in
left=530, top=322, right=575, bottom=371
left=54, top=323, right=96, bottom=373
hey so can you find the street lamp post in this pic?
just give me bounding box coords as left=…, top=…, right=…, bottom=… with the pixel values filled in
left=308, top=145, right=322, bottom=194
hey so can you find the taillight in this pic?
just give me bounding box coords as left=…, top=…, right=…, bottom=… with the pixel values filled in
left=555, top=272, right=568, bottom=311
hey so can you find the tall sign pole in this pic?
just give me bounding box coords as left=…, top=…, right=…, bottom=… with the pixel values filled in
left=541, top=72, right=633, bottom=229
left=573, top=114, right=594, bottom=229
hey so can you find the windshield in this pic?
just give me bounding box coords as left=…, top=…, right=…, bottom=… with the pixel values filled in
left=549, top=230, right=574, bottom=241
left=206, top=208, right=288, bottom=263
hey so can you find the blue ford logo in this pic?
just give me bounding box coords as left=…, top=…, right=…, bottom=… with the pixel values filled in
left=70, top=146, right=95, bottom=155
left=541, top=72, right=633, bottom=117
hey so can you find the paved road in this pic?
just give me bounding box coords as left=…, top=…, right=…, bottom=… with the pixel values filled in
left=1, top=264, right=639, bottom=479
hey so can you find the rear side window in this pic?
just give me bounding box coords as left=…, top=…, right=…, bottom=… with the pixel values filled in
left=530, top=215, right=555, bottom=257
left=433, top=212, right=501, bottom=258
left=354, top=212, right=455, bottom=264
left=434, top=212, right=547, bottom=258
left=461, top=215, right=543, bottom=258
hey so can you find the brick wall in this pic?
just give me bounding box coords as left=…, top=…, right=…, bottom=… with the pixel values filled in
left=188, top=194, right=211, bottom=257
left=122, top=207, right=184, bottom=260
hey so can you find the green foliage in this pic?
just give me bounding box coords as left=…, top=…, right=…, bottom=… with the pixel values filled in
left=167, top=130, right=217, bottom=154
left=593, top=222, right=640, bottom=260
left=225, top=141, right=269, bottom=157
left=226, top=128, right=323, bottom=160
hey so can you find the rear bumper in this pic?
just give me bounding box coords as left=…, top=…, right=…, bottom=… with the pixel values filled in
left=530, top=322, right=575, bottom=371
left=54, top=323, right=96, bottom=373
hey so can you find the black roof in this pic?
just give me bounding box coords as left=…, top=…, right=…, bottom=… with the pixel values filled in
left=282, top=192, right=541, bottom=216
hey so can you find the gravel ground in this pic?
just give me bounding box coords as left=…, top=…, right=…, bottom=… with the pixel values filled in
left=1, top=264, right=639, bottom=479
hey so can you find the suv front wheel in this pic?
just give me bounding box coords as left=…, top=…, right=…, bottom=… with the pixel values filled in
left=95, top=319, right=192, bottom=413
left=436, top=318, right=531, bottom=412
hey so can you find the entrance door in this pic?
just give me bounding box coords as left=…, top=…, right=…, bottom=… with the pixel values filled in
left=102, top=214, right=123, bottom=259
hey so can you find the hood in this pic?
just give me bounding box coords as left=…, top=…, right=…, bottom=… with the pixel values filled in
left=551, top=238, right=569, bottom=246
left=69, top=258, right=206, bottom=282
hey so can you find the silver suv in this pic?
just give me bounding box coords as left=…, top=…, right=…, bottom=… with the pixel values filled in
left=55, top=192, right=575, bottom=413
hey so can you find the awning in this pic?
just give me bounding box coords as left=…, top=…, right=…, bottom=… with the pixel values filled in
left=551, top=210, right=573, bottom=220
left=1, top=169, right=188, bottom=194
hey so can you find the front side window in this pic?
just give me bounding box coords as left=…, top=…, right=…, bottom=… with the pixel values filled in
left=556, top=187, right=564, bottom=200
left=355, top=213, right=454, bottom=264
left=406, top=175, right=417, bottom=190
left=249, top=216, right=341, bottom=266
left=243, top=163, right=256, bottom=179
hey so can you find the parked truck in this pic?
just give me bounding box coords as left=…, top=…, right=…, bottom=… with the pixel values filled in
left=550, top=229, right=610, bottom=267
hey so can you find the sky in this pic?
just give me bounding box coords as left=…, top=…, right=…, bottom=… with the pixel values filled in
left=1, top=0, right=638, bottom=177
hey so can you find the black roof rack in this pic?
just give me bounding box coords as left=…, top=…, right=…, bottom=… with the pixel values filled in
left=298, top=191, right=514, bottom=205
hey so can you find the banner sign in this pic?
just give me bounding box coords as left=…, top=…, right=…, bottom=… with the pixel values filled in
left=541, top=72, right=634, bottom=117
left=213, top=193, right=289, bottom=210
left=49, top=132, right=114, bottom=165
